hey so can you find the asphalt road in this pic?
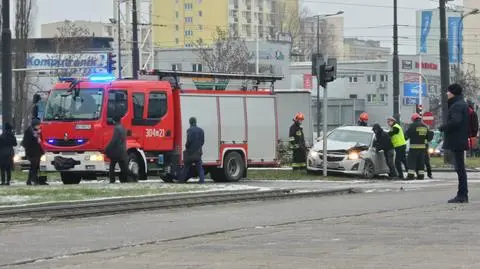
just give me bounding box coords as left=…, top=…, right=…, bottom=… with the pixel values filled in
left=1, top=177, right=479, bottom=268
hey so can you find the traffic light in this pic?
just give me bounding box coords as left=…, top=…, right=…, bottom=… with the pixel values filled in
left=107, top=52, right=117, bottom=73
left=416, top=104, right=423, bottom=115
left=311, top=53, right=324, bottom=76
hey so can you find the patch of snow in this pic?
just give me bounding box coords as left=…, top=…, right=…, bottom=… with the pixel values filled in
left=0, top=195, right=37, bottom=204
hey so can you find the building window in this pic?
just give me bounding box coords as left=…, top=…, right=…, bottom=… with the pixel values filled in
left=184, top=30, right=193, bottom=36
left=349, top=76, right=358, bottom=83
left=366, top=74, right=376, bottom=83
left=367, top=94, right=388, bottom=103
left=175, top=38, right=179, bottom=44
left=197, top=0, right=202, bottom=3
left=349, top=94, right=357, bottom=99
left=198, top=10, right=203, bottom=16
left=185, top=17, right=193, bottom=23
left=176, top=11, right=179, bottom=18
left=175, top=25, right=179, bottom=31
left=184, top=3, right=193, bottom=10
left=184, top=43, right=193, bottom=48
left=171, top=64, right=182, bottom=71
left=192, top=63, right=203, bottom=72
left=380, top=74, right=388, bottom=82
left=198, top=24, right=203, bottom=30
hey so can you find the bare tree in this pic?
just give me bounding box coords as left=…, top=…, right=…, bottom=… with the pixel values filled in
left=194, top=27, right=250, bottom=74
left=51, top=20, right=91, bottom=77
left=14, top=0, right=33, bottom=133
left=274, top=2, right=333, bottom=61
left=454, top=68, right=479, bottom=100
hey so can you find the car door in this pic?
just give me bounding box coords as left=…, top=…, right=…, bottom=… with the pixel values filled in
left=370, top=133, right=389, bottom=174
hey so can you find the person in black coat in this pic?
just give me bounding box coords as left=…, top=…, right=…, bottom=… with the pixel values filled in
left=22, top=119, right=45, bottom=185
left=105, top=115, right=129, bottom=183
left=180, top=117, right=205, bottom=183
left=0, top=123, right=18, bottom=185
left=372, top=124, right=396, bottom=178
left=439, top=83, right=470, bottom=203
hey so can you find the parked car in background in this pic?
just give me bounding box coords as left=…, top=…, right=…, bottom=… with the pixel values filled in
left=14, top=134, right=30, bottom=170
left=307, top=126, right=390, bottom=178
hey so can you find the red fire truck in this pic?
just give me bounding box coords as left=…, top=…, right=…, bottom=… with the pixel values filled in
left=39, top=70, right=311, bottom=184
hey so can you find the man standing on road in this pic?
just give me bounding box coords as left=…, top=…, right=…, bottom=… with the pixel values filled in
left=387, top=116, right=407, bottom=179
left=181, top=117, right=205, bottom=183
left=405, top=113, right=428, bottom=180
left=425, top=128, right=434, bottom=179
left=372, top=124, right=396, bottom=178
left=22, top=119, right=45, bottom=185
left=439, top=83, right=470, bottom=203
left=105, top=115, right=129, bottom=183
left=289, top=112, right=306, bottom=170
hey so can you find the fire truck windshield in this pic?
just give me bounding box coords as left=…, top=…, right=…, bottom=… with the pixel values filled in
left=43, top=88, right=104, bottom=121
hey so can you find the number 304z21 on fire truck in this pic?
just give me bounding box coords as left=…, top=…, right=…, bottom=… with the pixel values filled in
left=39, top=71, right=313, bottom=185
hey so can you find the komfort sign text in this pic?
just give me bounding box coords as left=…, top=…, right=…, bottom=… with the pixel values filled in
left=26, top=53, right=108, bottom=75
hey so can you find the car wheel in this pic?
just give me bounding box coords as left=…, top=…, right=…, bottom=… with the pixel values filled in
left=60, top=172, right=81, bottom=185
left=362, top=159, right=375, bottom=179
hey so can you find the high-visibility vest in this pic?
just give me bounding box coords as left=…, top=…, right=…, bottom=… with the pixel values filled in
left=391, top=123, right=407, bottom=148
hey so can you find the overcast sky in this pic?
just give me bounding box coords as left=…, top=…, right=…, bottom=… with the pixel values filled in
left=28, top=0, right=465, bottom=55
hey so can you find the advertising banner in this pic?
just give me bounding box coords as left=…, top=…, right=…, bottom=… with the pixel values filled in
left=448, top=16, right=462, bottom=64
left=303, top=74, right=312, bottom=89
left=26, top=53, right=109, bottom=75
left=419, top=11, right=433, bottom=53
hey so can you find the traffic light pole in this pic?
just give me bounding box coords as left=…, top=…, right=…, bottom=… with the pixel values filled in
left=322, top=81, right=328, bottom=177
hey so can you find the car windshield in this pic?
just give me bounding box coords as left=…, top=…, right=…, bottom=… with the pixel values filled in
left=43, top=88, right=104, bottom=121
left=327, top=129, right=372, bottom=146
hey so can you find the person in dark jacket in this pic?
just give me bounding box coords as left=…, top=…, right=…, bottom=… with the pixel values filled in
left=289, top=112, right=306, bottom=170
left=0, top=123, right=17, bottom=185
left=405, top=113, right=429, bottom=180
left=425, top=129, right=434, bottom=179
left=22, top=119, right=45, bottom=185
left=372, top=124, right=396, bottom=178
left=31, top=93, right=41, bottom=121
left=439, top=83, right=470, bottom=203
left=105, top=115, right=129, bottom=183
left=180, top=117, right=205, bottom=183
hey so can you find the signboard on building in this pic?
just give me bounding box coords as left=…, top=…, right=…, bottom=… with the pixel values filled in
left=448, top=16, right=462, bottom=64
left=26, top=53, right=109, bottom=75
left=303, top=74, right=312, bottom=89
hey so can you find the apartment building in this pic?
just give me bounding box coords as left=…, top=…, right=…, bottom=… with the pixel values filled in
left=462, top=0, right=480, bottom=76
left=152, top=0, right=299, bottom=48
left=343, top=38, right=391, bottom=60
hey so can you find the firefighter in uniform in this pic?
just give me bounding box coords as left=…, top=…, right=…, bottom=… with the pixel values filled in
left=289, top=112, right=306, bottom=170
left=358, top=112, right=369, bottom=126
left=405, top=113, right=429, bottom=180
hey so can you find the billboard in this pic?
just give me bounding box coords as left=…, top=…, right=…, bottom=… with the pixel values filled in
left=26, top=53, right=109, bottom=75
left=448, top=16, right=462, bottom=64
left=419, top=11, right=433, bottom=53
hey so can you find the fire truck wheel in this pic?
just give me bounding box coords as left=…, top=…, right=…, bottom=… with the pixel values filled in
left=223, top=151, right=245, bottom=182
left=60, top=172, right=82, bottom=185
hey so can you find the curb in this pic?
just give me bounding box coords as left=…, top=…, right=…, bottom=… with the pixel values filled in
left=249, top=167, right=480, bottom=173
left=0, top=188, right=357, bottom=221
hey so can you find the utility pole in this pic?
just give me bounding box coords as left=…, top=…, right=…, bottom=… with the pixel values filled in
left=117, top=0, right=122, bottom=78
left=316, top=15, right=321, bottom=138
left=1, top=0, right=13, bottom=129
left=132, top=0, right=140, bottom=79
left=439, top=0, right=449, bottom=124
left=392, top=0, right=400, bottom=121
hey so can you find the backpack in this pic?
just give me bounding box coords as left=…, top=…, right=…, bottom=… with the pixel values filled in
left=468, top=107, right=479, bottom=138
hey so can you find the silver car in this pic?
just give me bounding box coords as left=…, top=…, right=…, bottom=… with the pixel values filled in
left=307, top=126, right=390, bottom=178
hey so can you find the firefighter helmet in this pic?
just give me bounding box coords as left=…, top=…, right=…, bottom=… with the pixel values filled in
left=359, top=112, right=369, bottom=121
left=411, top=113, right=421, bottom=122
left=294, top=112, right=305, bottom=121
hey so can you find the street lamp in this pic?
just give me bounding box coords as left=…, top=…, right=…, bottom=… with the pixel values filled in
left=456, top=8, right=480, bottom=81
left=312, top=10, right=344, bottom=139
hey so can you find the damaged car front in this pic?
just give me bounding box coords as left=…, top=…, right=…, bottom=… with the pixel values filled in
left=306, top=126, right=389, bottom=178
